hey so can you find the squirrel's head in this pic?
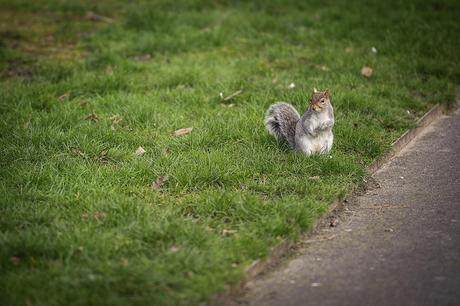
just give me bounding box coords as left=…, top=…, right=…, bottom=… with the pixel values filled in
left=310, top=88, right=331, bottom=112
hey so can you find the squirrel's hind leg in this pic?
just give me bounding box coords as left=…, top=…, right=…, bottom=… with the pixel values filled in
left=322, top=132, right=334, bottom=154
left=295, top=135, right=314, bottom=156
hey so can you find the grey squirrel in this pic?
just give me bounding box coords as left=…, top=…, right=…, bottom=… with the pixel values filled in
left=265, top=88, right=335, bottom=155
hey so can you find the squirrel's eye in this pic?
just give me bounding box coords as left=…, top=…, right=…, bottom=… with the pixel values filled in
left=320, top=99, right=325, bottom=103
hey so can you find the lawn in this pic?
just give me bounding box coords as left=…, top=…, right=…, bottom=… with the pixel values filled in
left=0, top=0, right=459, bottom=305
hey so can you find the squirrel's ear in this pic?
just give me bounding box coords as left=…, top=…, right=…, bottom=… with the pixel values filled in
left=313, top=87, right=318, bottom=93
left=324, top=88, right=330, bottom=97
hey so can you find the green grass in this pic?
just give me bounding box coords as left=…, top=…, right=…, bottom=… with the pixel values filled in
left=0, top=0, right=459, bottom=305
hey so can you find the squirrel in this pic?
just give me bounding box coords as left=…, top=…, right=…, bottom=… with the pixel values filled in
left=264, top=88, right=335, bottom=156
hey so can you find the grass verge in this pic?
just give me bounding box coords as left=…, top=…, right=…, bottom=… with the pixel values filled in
left=1, top=1, right=459, bottom=305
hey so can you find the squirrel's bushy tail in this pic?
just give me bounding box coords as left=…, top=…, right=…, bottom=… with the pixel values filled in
left=265, top=102, right=300, bottom=148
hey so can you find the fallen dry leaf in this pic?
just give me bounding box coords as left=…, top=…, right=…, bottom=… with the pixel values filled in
left=57, top=92, right=70, bottom=102
left=169, top=245, right=180, bottom=253
left=173, top=127, right=193, bottom=137
left=110, top=114, right=123, bottom=130
left=81, top=211, right=108, bottom=221
left=95, top=212, right=107, bottom=219
left=200, top=27, right=212, bottom=33
left=83, top=11, right=114, bottom=23
left=330, top=218, right=339, bottom=227
left=71, top=148, right=88, bottom=159
left=135, top=146, right=146, bottom=157
left=151, top=175, right=169, bottom=190
left=345, top=47, right=353, bottom=53
left=94, top=148, right=111, bottom=162
left=222, top=229, right=237, bottom=236
left=361, top=66, right=373, bottom=77
left=10, top=256, right=20, bottom=265
left=93, top=212, right=108, bottom=219
left=308, top=176, right=321, bottom=181
left=163, top=148, right=171, bottom=156
left=85, top=113, right=99, bottom=122
left=79, top=100, right=89, bottom=108
left=99, top=149, right=109, bottom=157
left=176, top=84, right=188, bottom=90
left=221, top=103, right=236, bottom=108
left=105, top=66, right=114, bottom=76
left=132, top=54, right=152, bottom=62
left=314, top=64, right=329, bottom=71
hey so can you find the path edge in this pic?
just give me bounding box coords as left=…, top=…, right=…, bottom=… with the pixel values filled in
left=208, top=102, right=452, bottom=306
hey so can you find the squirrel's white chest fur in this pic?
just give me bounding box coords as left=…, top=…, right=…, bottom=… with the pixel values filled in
left=295, top=110, right=334, bottom=155
left=296, top=130, right=333, bottom=155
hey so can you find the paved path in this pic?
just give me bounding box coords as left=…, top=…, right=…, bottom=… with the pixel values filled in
left=238, top=108, right=460, bottom=306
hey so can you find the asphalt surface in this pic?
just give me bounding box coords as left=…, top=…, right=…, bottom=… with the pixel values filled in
left=238, top=108, right=460, bottom=306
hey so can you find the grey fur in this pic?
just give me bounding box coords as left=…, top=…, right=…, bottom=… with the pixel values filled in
left=265, top=102, right=300, bottom=148
left=265, top=101, right=335, bottom=155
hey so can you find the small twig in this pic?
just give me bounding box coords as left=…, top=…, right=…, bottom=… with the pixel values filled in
left=346, top=211, right=357, bottom=226
left=360, top=205, right=411, bottom=209
left=303, top=234, right=336, bottom=244
left=222, top=90, right=243, bottom=101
